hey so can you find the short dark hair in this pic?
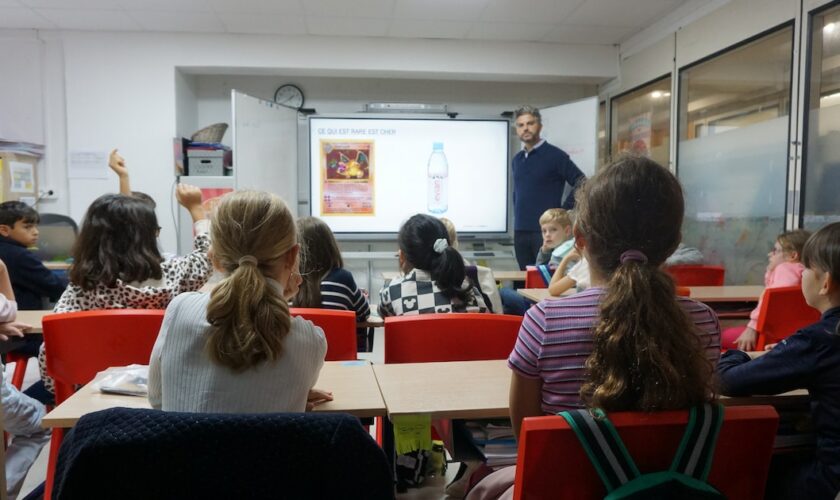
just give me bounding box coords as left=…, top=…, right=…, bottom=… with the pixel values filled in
left=514, top=105, right=541, bottom=124
left=0, top=201, right=39, bottom=227
left=69, top=194, right=163, bottom=290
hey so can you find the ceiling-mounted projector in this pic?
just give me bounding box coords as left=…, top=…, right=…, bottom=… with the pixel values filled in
left=364, top=102, right=448, bottom=113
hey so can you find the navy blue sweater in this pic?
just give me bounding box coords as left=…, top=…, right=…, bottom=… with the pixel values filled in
left=0, top=236, right=68, bottom=310
left=512, top=142, right=585, bottom=231
left=718, top=306, right=840, bottom=499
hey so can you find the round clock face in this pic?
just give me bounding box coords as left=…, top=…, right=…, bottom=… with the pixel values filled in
left=274, top=84, right=304, bottom=109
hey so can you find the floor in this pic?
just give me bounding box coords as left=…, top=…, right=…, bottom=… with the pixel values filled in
left=8, top=327, right=464, bottom=499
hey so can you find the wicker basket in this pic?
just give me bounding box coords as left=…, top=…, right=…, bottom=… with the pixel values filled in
left=191, top=123, right=228, bottom=143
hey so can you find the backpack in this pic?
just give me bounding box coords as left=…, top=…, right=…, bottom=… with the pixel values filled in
left=558, top=404, right=726, bottom=499
left=536, top=264, right=553, bottom=287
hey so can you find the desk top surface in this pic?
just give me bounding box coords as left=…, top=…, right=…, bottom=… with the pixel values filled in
left=16, top=310, right=49, bottom=334
left=518, top=285, right=765, bottom=304
left=42, top=360, right=386, bottom=428
left=382, top=270, right=525, bottom=282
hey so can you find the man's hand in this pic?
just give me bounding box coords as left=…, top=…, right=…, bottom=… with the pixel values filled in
left=0, top=321, right=31, bottom=341
left=306, top=388, right=334, bottom=411
left=109, top=149, right=128, bottom=178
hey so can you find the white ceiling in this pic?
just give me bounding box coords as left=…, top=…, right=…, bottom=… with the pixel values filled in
left=0, top=0, right=691, bottom=45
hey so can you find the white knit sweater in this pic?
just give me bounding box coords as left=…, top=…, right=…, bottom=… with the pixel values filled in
left=148, top=291, right=326, bottom=413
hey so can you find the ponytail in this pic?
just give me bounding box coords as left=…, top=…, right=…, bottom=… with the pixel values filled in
left=205, top=191, right=297, bottom=372
left=206, top=261, right=290, bottom=372
left=575, top=155, right=716, bottom=412
left=581, top=259, right=714, bottom=411
left=430, top=246, right=468, bottom=301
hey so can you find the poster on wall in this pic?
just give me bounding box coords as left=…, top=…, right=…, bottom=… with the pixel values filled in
left=629, top=112, right=652, bottom=157
left=319, top=140, right=375, bottom=216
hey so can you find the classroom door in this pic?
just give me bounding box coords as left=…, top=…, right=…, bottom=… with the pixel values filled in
left=231, top=90, right=298, bottom=208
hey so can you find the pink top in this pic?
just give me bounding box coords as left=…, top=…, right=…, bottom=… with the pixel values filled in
left=508, top=287, right=721, bottom=414
left=747, top=261, right=805, bottom=330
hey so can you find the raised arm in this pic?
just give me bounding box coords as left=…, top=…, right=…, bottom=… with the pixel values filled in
left=109, top=149, right=132, bottom=196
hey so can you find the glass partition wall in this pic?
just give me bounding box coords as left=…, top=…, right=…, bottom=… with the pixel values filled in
left=597, top=100, right=607, bottom=168
left=610, top=76, right=672, bottom=167
left=677, top=26, right=794, bottom=285
left=803, top=3, right=840, bottom=228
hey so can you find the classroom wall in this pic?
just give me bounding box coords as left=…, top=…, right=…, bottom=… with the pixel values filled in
left=11, top=29, right=616, bottom=253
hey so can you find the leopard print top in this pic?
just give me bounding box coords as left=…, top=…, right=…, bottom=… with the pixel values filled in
left=38, top=221, right=213, bottom=394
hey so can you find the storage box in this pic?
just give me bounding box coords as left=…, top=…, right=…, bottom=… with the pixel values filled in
left=186, top=149, right=224, bottom=176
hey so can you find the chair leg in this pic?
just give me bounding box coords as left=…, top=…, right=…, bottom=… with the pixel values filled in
left=44, top=427, right=64, bottom=500
left=9, top=355, right=28, bottom=390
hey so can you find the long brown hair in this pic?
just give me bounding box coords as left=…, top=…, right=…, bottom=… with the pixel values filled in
left=205, top=191, right=297, bottom=372
left=578, top=156, right=715, bottom=412
left=293, top=216, right=343, bottom=308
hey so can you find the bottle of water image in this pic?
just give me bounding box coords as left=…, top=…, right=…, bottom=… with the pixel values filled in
left=427, top=142, right=449, bottom=214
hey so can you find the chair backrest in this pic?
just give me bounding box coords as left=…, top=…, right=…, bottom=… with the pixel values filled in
left=384, top=313, right=522, bottom=363
left=755, top=285, right=821, bottom=350
left=290, top=308, right=357, bottom=361
left=54, top=408, right=393, bottom=500
left=39, top=213, right=79, bottom=233
left=524, top=266, right=551, bottom=288
left=43, top=310, right=164, bottom=404
left=666, top=265, right=726, bottom=286
left=513, top=405, right=779, bottom=500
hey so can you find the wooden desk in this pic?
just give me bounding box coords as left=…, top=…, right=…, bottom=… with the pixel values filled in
left=517, top=285, right=764, bottom=305
left=43, top=261, right=71, bottom=271
left=382, top=270, right=525, bottom=283
left=42, top=360, right=386, bottom=428
left=373, top=360, right=510, bottom=420
left=372, top=359, right=807, bottom=420
left=16, top=310, right=50, bottom=334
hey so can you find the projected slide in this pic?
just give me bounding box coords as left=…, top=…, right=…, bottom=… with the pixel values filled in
left=310, top=117, right=509, bottom=234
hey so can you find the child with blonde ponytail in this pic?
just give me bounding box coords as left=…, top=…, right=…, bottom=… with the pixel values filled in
left=149, top=191, right=329, bottom=413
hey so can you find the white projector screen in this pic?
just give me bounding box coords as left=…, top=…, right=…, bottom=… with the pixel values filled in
left=308, top=116, right=510, bottom=236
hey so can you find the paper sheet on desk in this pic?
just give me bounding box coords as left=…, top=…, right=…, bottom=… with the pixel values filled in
left=92, top=364, right=149, bottom=396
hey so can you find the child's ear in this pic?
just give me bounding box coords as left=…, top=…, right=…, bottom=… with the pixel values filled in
left=787, top=251, right=800, bottom=262
left=0, top=225, right=11, bottom=237
left=572, top=223, right=586, bottom=251
left=819, top=272, right=835, bottom=296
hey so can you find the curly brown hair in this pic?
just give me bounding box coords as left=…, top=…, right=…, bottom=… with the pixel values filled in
left=577, top=155, right=716, bottom=412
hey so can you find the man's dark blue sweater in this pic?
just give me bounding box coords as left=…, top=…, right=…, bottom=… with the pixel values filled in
left=0, top=236, right=67, bottom=310
left=512, top=142, right=584, bottom=231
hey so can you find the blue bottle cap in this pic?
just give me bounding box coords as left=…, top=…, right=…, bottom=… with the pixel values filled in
left=433, top=142, right=444, bottom=151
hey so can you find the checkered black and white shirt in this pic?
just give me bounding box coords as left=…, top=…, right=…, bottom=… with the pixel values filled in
left=377, top=268, right=488, bottom=317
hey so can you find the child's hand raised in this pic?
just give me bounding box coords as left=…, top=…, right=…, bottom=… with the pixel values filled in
left=176, top=184, right=206, bottom=222
left=109, top=149, right=128, bottom=178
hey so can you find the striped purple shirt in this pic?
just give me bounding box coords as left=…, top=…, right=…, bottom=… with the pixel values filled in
left=508, top=287, right=721, bottom=414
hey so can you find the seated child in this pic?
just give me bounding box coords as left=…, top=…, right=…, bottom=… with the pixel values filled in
left=724, top=229, right=811, bottom=350
left=0, top=201, right=68, bottom=310
left=547, top=249, right=590, bottom=297
left=293, top=216, right=371, bottom=350
left=439, top=217, right=502, bottom=314
left=379, top=214, right=487, bottom=316
left=718, top=223, right=840, bottom=499
left=37, top=185, right=212, bottom=396
left=149, top=191, right=329, bottom=413
left=0, top=258, right=50, bottom=500
left=469, top=155, right=721, bottom=500
left=535, top=208, right=574, bottom=266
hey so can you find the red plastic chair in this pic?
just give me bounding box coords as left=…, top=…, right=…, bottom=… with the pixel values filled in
left=524, top=266, right=551, bottom=289
left=666, top=265, right=726, bottom=286
left=42, top=310, right=165, bottom=500
left=6, top=351, right=30, bottom=390
left=291, top=308, right=357, bottom=361
left=755, top=285, right=820, bottom=350
left=513, top=405, right=779, bottom=500
left=384, top=313, right=523, bottom=364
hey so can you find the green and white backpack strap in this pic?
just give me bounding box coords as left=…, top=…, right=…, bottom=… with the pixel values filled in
left=670, top=403, right=725, bottom=481
left=558, top=408, right=641, bottom=492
